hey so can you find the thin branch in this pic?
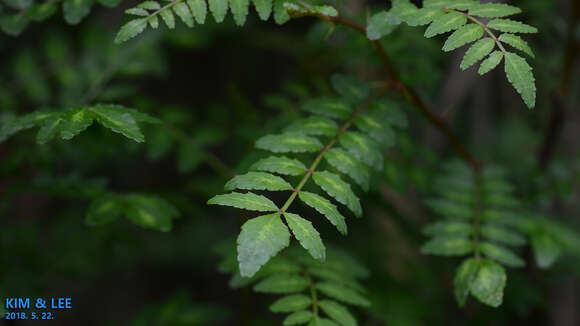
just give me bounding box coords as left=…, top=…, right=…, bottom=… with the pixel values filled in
left=317, top=14, right=482, bottom=171
left=538, top=0, right=580, bottom=168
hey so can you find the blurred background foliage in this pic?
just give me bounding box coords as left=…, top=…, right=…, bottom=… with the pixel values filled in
left=0, top=0, right=579, bottom=325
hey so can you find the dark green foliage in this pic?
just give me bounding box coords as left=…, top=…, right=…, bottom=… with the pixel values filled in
left=1, top=0, right=579, bottom=325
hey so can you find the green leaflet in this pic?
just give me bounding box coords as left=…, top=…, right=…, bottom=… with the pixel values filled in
left=313, top=171, right=362, bottom=218
left=504, top=52, right=536, bottom=109
left=487, top=19, right=538, bottom=34
left=421, top=236, right=474, bottom=256
left=229, top=0, right=249, bottom=25
left=324, top=148, right=370, bottom=191
left=316, top=282, right=370, bottom=307
left=187, top=0, right=207, bottom=24
left=209, top=0, right=229, bottom=22
left=498, top=33, right=535, bottom=58
left=308, top=268, right=365, bottom=293
left=62, top=0, right=93, bottom=24
left=173, top=2, right=194, bottom=27
left=480, top=225, right=526, bottom=246
left=454, top=258, right=479, bottom=307
left=286, top=116, right=339, bottom=137
left=60, top=108, right=94, bottom=139
left=531, top=232, right=562, bottom=269
left=423, top=221, right=473, bottom=237
left=478, top=50, right=503, bottom=75
left=137, top=1, right=160, bottom=10
left=253, top=0, right=272, bottom=21
left=424, top=12, right=467, bottom=38
left=308, top=318, right=339, bottom=326
left=338, top=132, right=383, bottom=171
left=36, top=116, right=63, bottom=144
left=469, top=259, right=506, bottom=307
left=353, top=111, right=396, bottom=146
left=423, top=0, right=478, bottom=10
left=366, top=10, right=402, bottom=41
left=302, top=97, right=353, bottom=120
left=273, top=0, right=290, bottom=24
left=123, top=194, right=180, bottom=232
left=90, top=104, right=145, bottom=142
left=269, top=294, right=312, bottom=313
left=224, top=172, right=293, bottom=191
left=442, top=24, right=483, bottom=52
left=318, top=300, right=357, bottom=326
left=207, top=192, right=278, bottom=212
left=256, top=133, right=323, bottom=153
left=160, top=7, right=175, bottom=28
left=366, top=99, right=408, bottom=129
left=250, top=156, right=307, bottom=176
left=468, top=3, right=521, bottom=18
left=284, top=212, right=326, bottom=261
left=238, top=214, right=290, bottom=277
left=85, top=196, right=122, bottom=225
left=284, top=310, right=313, bottom=325
left=425, top=199, right=472, bottom=219
left=480, top=242, right=525, bottom=268
left=330, top=74, right=370, bottom=103
left=254, top=274, right=309, bottom=293
left=115, top=18, right=147, bottom=43
left=298, top=191, right=348, bottom=235
left=405, top=8, right=444, bottom=27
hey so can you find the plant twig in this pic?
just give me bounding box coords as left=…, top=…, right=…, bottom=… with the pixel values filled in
left=538, top=0, right=580, bottom=168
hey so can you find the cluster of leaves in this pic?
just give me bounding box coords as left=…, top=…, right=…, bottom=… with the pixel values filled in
left=0, top=104, right=160, bottom=144
left=207, top=74, right=407, bottom=277
left=0, top=0, right=121, bottom=36
left=368, top=0, right=537, bottom=109
left=421, top=161, right=527, bottom=308
left=86, top=192, right=180, bottom=232
left=115, top=0, right=338, bottom=43
left=219, top=244, right=369, bottom=326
